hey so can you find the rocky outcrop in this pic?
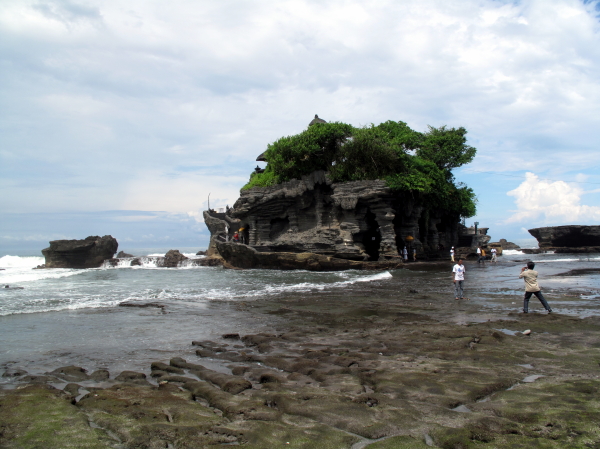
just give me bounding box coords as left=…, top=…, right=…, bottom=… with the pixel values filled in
left=209, top=171, right=461, bottom=263
left=116, top=251, right=134, bottom=258
left=216, top=242, right=402, bottom=271
left=495, top=239, right=520, bottom=250
left=457, top=224, right=491, bottom=248
left=41, top=235, right=118, bottom=268
left=163, top=250, right=188, bottom=267
left=529, top=225, right=600, bottom=248
left=204, top=210, right=239, bottom=257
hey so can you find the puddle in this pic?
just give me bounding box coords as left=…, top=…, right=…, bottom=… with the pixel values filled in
left=517, top=364, right=534, bottom=369
left=451, top=404, right=472, bottom=413
left=522, top=374, right=544, bottom=383
left=495, top=328, right=519, bottom=336
left=75, top=388, right=90, bottom=403
left=424, top=433, right=434, bottom=446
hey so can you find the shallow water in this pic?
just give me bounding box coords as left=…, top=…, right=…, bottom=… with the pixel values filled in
left=1, top=250, right=599, bottom=383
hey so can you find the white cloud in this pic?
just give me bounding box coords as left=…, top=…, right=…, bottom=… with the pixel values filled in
left=506, top=172, right=600, bottom=223
left=1, top=0, right=600, bottom=245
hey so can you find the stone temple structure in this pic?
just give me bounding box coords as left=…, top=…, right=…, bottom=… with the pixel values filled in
left=204, top=115, right=486, bottom=263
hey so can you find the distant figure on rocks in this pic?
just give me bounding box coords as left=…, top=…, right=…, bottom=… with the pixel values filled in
left=520, top=261, right=552, bottom=313
left=450, top=246, right=455, bottom=262
left=413, top=248, right=417, bottom=261
left=233, top=232, right=239, bottom=243
left=490, top=247, right=497, bottom=263
left=452, top=259, right=465, bottom=300
left=403, top=246, right=408, bottom=262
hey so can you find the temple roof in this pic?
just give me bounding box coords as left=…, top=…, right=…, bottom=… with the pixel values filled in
left=256, top=115, right=328, bottom=162
left=308, top=114, right=327, bottom=126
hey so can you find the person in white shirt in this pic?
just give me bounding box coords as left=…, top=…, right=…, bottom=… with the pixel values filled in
left=450, top=247, right=455, bottom=262
left=490, top=247, right=497, bottom=263
left=452, top=259, right=466, bottom=300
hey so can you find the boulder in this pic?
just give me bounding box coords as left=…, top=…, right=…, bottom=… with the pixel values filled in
left=162, top=249, right=188, bottom=267
left=528, top=226, right=600, bottom=248
left=498, top=239, right=520, bottom=249
left=116, top=251, right=134, bottom=258
left=48, top=366, right=90, bottom=382
left=41, top=236, right=118, bottom=268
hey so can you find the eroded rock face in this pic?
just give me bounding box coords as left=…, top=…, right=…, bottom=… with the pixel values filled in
left=41, top=235, right=118, bottom=268
left=529, top=226, right=600, bottom=248
left=209, top=171, right=461, bottom=262
left=216, top=242, right=402, bottom=271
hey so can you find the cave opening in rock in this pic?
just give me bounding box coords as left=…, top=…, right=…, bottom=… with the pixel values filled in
left=269, top=217, right=290, bottom=240
left=363, top=210, right=381, bottom=261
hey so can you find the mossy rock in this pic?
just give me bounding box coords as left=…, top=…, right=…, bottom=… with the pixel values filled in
left=224, top=418, right=360, bottom=448
left=0, top=384, right=112, bottom=449
left=364, top=434, right=431, bottom=448
left=77, top=383, right=227, bottom=447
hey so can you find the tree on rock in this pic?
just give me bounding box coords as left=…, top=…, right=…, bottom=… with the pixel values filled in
left=244, top=120, right=478, bottom=219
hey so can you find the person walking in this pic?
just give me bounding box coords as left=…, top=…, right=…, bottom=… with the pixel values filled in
left=477, top=247, right=483, bottom=264
left=413, top=248, right=417, bottom=261
left=452, top=259, right=466, bottom=300
left=520, top=262, right=552, bottom=313
left=450, top=246, right=455, bottom=262
left=403, top=246, right=408, bottom=262
left=490, top=247, right=497, bottom=263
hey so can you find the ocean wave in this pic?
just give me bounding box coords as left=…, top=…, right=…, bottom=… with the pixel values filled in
left=0, top=255, right=44, bottom=269
left=116, top=271, right=394, bottom=302
left=102, top=256, right=207, bottom=269
left=0, top=297, right=126, bottom=317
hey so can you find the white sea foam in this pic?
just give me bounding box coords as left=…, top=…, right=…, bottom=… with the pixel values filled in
left=0, top=255, right=89, bottom=284
left=540, top=257, right=600, bottom=263
left=102, top=255, right=206, bottom=269
left=502, top=250, right=524, bottom=255
left=0, top=255, right=44, bottom=269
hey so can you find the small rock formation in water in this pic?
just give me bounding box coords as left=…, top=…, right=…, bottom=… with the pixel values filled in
left=41, top=235, right=118, bottom=268
left=163, top=249, right=188, bottom=268
left=496, top=238, right=520, bottom=249
left=116, top=251, right=134, bottom=258
left=528, top=225, right=600, bottom=252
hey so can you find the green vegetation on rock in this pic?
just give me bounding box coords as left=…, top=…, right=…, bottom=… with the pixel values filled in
left=243, top=120, right=477, bottom=218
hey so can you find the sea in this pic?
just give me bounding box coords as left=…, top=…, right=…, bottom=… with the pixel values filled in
left=1, top=247, right=599, bottom=385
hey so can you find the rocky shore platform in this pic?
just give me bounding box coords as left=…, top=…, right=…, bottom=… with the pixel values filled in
left=2, top=288, right=600, bottom=448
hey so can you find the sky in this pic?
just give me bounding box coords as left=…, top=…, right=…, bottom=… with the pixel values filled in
left=1, top=0, right=600, bottom=254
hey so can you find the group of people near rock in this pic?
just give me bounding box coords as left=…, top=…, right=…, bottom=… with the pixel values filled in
left=402, top=246, right=417, bottom=262
left=476, top=246, right=498, bottom=263
left=224, top=225, right=247, bottom=244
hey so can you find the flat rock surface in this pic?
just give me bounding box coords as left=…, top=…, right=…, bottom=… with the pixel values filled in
left=2, top=281, right=600, bottom=448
